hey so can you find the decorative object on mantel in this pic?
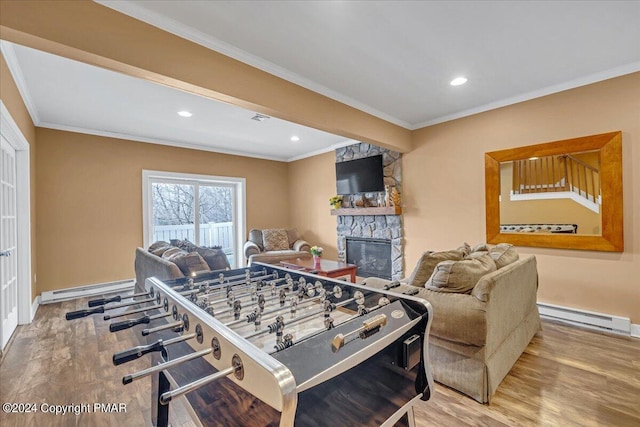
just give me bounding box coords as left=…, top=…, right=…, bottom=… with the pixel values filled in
left=384, top=185, right=391, bottom=207
left=388, top=185, right=401, bottom=207
left=354, top=194, right=372, bottom=208
left=310, top=245, right=324, bottom=266
left=329, top=195, right=343, bottom=210
left=376, top=192, right=385, bottom=207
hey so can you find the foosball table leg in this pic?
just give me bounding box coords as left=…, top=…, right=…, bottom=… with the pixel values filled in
left=156, top=371, right=171, bottom=427
left=406, top=405, right=416, bottom=427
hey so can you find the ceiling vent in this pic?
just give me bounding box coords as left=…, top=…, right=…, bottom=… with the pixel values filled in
left=251, top=113, right=270, bottom=122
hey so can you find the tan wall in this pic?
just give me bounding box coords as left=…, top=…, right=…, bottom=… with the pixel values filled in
left=35, top=128, right=290, bottom=293
left=287, top=151, right=338, bottom=259
left=407, top=72, right=640, bottom=323
left=1, top=53, right=37, bottom=302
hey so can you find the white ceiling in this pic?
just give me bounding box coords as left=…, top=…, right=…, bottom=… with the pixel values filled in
left=3, top=1, right=640, bottom=161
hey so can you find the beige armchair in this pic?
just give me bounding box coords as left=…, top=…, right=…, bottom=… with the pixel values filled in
left=243, top=228, right=311, bottom=265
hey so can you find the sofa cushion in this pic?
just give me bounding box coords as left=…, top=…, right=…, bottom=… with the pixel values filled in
left=262, top=228, right=290, bottom=251
left=426, top=254, right=497, bottom=293
left=489, top=243, right=519, bottom=269
left=406, top=250, right=464, bottom=287
left=195, top=247, right=230, bottom=271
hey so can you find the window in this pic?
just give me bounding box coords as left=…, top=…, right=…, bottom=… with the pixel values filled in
left=142, top=170, right=246, bottom=267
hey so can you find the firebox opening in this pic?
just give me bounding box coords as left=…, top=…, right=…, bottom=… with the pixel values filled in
left=346, top=237, right=392, bottom=280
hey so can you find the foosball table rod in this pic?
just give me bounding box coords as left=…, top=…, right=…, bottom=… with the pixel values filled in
left=103, top=303, right=162, bottom=321
left=122, top=348, right=213, bottom=384
left=159, top=354, right=244, bottom=405
left=88, top=290, right=153, bottom=307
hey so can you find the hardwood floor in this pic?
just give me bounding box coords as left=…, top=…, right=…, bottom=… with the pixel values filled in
left=1, top=296, right=639, bottom=427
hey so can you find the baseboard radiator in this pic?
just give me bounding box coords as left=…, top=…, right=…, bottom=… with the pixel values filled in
left=538, top=302, right=631, bottom=335
left=40, top=279, right=135, bottom=304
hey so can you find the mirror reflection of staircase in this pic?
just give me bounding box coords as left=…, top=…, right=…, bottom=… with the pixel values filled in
left=511, top=152, right=600, bottom=213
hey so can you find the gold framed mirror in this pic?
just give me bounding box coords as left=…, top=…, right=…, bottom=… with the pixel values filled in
left=485, top=131, right=623, bottom=251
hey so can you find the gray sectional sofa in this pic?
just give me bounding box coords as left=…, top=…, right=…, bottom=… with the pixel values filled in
left=134, top=240, right=230, bottom=293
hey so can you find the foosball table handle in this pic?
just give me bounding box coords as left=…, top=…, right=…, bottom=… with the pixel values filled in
left=65, top=306, right=105, bottom=320
left=113, top=340, right=165, bottom=366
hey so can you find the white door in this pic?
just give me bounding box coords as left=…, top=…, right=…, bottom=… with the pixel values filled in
left=1, top=135, right=18, bottom=348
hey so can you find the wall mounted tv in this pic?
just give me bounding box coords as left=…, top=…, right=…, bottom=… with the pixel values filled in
left=335, top=155, right=384, bottom=195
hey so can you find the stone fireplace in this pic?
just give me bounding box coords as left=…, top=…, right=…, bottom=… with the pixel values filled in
left=335, top=143, right=404, bottom=280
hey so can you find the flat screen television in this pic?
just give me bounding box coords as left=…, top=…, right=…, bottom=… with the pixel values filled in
left=335, top=155, right=384, bottom=195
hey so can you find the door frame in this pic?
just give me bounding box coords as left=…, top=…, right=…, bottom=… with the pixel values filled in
left=0, top=101, right=33, bottom=328
left=142, top=170, right=247, bottom=267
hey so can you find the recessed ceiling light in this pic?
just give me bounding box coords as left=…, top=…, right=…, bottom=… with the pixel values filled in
left=450, top=77, right=468, bottom=86
left=177, top=111, right=192, bottom=117
left=290, top=136, right=300, bottom=142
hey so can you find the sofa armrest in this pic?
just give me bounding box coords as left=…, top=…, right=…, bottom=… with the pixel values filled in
left=473, top=255, right=540, bottom=354
left=134, top=247, right=184, bottom=293
left=292, top=239, right=310, bottom=252
left=244, top=241, right=261, bottom=258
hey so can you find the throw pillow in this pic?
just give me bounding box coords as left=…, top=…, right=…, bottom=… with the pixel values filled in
left=172, top=252, right=211, bottom=276
left=161, top=247, right=186, bottom=260
left=425, top=253, right=497, bottom=293
left=148, top=241, right=170, bottom=253
left=149, top=242, right=172, bottom=256
left=406, top=250, right=464, bottom=287
left=195, top=247, right=231, bottom=271
left=171, top=239, right=198, bottom=252
left=489, top=243, right=519, bottom=269
left=456, top=242, right=472, bottom=257
left=262, top=228, right=290, bottom=252
left=471, top=243, right=491, bottom=253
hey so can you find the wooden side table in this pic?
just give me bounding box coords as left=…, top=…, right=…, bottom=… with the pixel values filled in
left=279, top=258, right=357, bottom=283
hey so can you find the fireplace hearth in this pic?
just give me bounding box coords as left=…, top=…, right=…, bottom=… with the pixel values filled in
left=346, top=238, right=392, bottom=279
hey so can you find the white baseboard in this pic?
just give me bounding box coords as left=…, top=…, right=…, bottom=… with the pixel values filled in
left=40, top=279, right=135, bottom=304
left=631, top=324, right=640, bottom=339
left=31, top=296, right=40, bottom=321
left=538, top=302, right=631, bottom=336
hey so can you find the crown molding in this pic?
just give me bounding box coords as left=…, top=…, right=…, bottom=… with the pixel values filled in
left=0, top=41, right=41, bottom=125
left=412, top=61, right=640, bottom=129
left=37, top=121, right=295, bottom=162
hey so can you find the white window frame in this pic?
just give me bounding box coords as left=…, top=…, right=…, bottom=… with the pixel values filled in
left=142, top=170, right=246, bottom=267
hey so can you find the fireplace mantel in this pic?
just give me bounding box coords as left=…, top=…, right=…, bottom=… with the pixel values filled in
left=330, top=206, right=402, bottom=216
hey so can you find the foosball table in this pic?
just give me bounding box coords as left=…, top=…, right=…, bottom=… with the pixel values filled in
left=66, top=263, right=434, bottom=426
